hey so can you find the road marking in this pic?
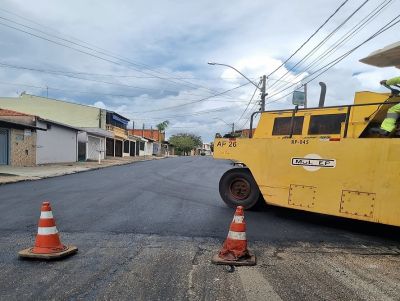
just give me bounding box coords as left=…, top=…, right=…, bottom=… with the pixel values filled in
left=238, top=267, right=282, bottom=301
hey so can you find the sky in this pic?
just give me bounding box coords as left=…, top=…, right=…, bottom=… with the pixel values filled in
left=0, top=0, right=399, bottom=142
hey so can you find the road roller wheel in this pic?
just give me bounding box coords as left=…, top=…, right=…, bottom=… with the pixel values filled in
left=219, top=168, right=260, bottom=209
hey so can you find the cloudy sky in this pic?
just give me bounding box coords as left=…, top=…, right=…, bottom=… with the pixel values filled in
left=0, top=0, right=399, bottom=142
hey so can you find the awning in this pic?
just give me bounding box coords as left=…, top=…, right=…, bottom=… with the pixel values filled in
left=80, top=127, right=114, bottom=138
left=359, top=41, right=400, bottom=68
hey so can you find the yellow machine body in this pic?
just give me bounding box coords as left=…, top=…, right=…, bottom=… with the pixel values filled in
left=214, top=91, right=400, bottom=226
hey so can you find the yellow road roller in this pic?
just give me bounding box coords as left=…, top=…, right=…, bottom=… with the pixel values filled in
left=214, top=42, right=400, bottom=227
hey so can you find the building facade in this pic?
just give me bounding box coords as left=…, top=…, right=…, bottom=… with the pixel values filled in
left=0, top=94, right=111, bottom=161
left=0, top=109, right=79, bottom=166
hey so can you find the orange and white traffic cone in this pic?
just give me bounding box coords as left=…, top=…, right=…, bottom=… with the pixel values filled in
left=212, top=206, right=256, bottom=266
left=19, top=201, right=77, bottom=260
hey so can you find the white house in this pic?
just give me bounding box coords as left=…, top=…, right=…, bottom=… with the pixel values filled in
left=36, top=119, right=80, bottom=164
left=78, top=128, right=113, bottom=161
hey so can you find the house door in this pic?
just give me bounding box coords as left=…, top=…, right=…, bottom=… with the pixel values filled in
left=106, top=138, right=114, bottom=156
left=115, top=140, right=123, bottom=157
left=135, top=141, right=140, bottom=156
left=0, top=128, right=9, bottom=165
left=130, top=141, right=136, bottom=156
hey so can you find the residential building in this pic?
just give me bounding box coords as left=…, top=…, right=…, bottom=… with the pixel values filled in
left=129, top=128, right=169, bottom=156
left=0, top=109, right=79, bottom=166
left=0, top=93, right=110, bottom=161
left=105, top=111, right=131, bottom=157
left=195, top=143, right=212, bottom=156
left=129, top=129, right=165, bottom=142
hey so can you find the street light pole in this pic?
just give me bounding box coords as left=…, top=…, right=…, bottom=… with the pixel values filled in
left=261, top=75, right=266, bottom=112
left=208, top=62, right=267, bottom=111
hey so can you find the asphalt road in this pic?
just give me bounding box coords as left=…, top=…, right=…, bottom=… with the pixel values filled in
left=1, top=156, right=400, bottom=300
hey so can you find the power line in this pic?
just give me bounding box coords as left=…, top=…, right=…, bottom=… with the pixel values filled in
left=0, top=13, right=233, bottom=97
left=267, top=0, right=350, bottom=78
left=236, top=79, right=261, bottom=124
left=268, top=0, right=370, bottom=91
left=0, top=62, right=235, bottom=98
left=297, top=0, right=393, bottom=78
left=269, top=0, right=392, bottom=95
left=129, top=82, right=251, bottom=114
left=265, top=13, right=400, bottom=104
left=0, top=79, right=249, bottom=103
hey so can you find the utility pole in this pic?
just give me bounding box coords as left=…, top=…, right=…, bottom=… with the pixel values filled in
left=46, top=86, right=49, bottom=98
left=231, top=123, right=235, bottom=135
left=142, top=123, right=145, bottom=137
left=261, top=75, right=266, bottom=111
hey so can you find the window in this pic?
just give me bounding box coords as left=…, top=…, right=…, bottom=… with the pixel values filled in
left=308, top=114, right=346, bottom=135
left=139, top=141, right=145, bottom=151
left=272, top=116, right=304, bottom=136
left=124, top=140, right=130, bottom=153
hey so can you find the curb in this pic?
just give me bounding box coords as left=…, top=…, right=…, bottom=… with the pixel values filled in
left=0, top=157, right=168, bottom=186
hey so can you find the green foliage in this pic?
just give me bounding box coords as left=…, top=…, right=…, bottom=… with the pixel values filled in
left=169, top=133, right=202, bottom=156
left=156, top=120, right=170, bottom=132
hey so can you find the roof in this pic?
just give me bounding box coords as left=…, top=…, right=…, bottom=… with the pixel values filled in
left=80, top=127, right=114, bottom=138
left=0, top=108, right=34, bottom=117
left=38, top=118, right=81, bottom=132
left=360, top=41, right=400, bottom=68
left=0, top=120, right=45, bottom=130
left=106, top=110, right=130, bottom=122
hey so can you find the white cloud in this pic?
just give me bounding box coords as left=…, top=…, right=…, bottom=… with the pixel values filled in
left=0, top=0, right=399, bottom=142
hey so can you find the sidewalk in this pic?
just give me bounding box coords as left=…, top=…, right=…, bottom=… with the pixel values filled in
left=0, top=156, right=165, bottom=184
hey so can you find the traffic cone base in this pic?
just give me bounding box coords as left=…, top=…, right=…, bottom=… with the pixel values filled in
left=18, top=245, right=78, bottom=260
left=211, top=253, right=256, bottom=266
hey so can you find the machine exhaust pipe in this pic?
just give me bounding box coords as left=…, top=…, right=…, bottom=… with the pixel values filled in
left=319, top=82, right=326, bottom=107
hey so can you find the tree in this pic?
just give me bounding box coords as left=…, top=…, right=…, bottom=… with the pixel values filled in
left=156, top=120, right=170, bottom=133
left=169, top=133, right=202, bottom=156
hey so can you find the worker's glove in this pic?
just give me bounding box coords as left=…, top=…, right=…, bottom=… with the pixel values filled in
left=380, top=80, right=387, bottom=85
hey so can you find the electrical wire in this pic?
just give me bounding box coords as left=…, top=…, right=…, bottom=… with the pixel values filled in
left=270, top=0, right=393, bottom=94
left=265, top=13, right=400, bottom=105
left=0, top=14, right=233, bottom=97
left=129, top=82, right=251, bottom=114
left=267, top=0, right=350, bottom=78
left=0, top=62, right=242, bottom=98
left=236, top=79, right=261, bottom=124
left=0, top=79, right=249, bottom=103
left=268, top=0, right=370, bottom=91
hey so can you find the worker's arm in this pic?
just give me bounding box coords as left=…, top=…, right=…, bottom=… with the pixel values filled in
left=386, top=76, right=400, bottom=86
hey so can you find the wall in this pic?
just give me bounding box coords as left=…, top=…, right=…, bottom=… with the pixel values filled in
left=0, top=94, right=105, bottom=129
left=10, top=129, right=36, bottom=166
left=36, top=120, right=77, bottom=164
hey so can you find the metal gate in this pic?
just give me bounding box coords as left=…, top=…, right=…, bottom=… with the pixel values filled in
left=0, top=128, right=9, bottom=165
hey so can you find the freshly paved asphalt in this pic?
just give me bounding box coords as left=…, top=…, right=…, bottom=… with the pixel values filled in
left=1, top=156, right=400, bottom=300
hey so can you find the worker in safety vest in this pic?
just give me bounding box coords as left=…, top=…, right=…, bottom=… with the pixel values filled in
left=371, top=76, right=400, bottom=136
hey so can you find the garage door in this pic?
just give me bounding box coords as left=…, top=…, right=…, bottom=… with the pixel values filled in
left=0, top=128, right=9, bottom=165
left=88, top=136, right=101, bottom=160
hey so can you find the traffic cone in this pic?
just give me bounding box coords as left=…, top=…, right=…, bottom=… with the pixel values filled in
left=212, top=206, right=256, bottom=266
left=19, top=201, right=78, bottom=260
